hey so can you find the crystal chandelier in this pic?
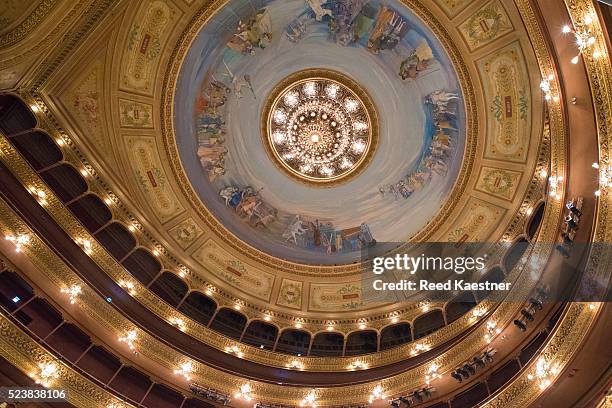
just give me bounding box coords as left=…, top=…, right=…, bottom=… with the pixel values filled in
left=264, top=70, right=377, bottom=185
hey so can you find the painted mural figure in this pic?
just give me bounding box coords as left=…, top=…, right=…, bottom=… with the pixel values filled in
left=358, top=223, right=376, bottom=246
left=327, top=0, right=368, bottom=45
left=399, top=41, right=434, bottom=80
left=380, top=89, right=459, bottom=201
left=306, top=0, right=333, bottom=21
left=284, top=215, right=308, bottom=244
left=367, top=5, right=409, bottom=53
left=227, top=8, right=272, bottom=55
left=286, top=16, right=308, bottom=42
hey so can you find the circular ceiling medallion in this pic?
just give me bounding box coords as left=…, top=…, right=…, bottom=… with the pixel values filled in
left=262, top=69, right=378, bottom=186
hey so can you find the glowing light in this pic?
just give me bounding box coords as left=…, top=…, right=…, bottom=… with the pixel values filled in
left=78, top=238, right=92, bottom=254
left=5, top=234, right=30, bottom=252
left=287, top=359, right=304, bottom=370
left=425, top=363, right=442, bottom=385
left=484, top=321, right=502, bottom=343
left=571, top=56, right=580, bottom=64
left=303, top=82, right=317, bottom=97
left=61, top=285, right=81, bottom=304
left=369, top=384, right=384, bottom=403
left=344, top=98, right=358, bottom=112
left=349, top=360, right=368, bottom=370
left=284, top=91, right=299, bottom=107
left=325, top=84, right=339, bottom=98
left=353, top=121, right=368, bottom=132
left=300, top=390, right=317, bottom=407
left=118, top=330, right=137, bottom=351
left=170, top=317, right=186, bottom=332
left=174, top=362, right=193, bottom=381
left=274, top=109, right=287, bottom=124
left=225, top=345, right=244, bottom=358
left=118, top=280, right=136, bottom=296
left=32, top=362, right=59, bottom=387
left=352, top=139, right=366, bottom=154
left=273, top=131, right=286, bottom=144
left=562, top=25, right=571, bottom=33
left=235, top=383, right=253, bottom=401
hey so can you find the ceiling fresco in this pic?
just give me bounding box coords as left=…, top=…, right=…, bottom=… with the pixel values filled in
left=175, top=0, right=466, bottom=264
left=4, top=0, right=612, bottom=406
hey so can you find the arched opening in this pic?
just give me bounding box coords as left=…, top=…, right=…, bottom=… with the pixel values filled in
left=345, top=330, right=378, bottom=355
left=413, top=310, right=445, bottom=340
left=445, top=292, right=477, bottom=323
left=178, top=291, right=217, bottom=326
left=68, top=193, right=112, bottom=232
left=503, top=238, right=529, bottom=272
left=122, top=248, right=161, bottom=285
left=149, top=272, right=188, bottom=307
left=0, top=94, right=36, bottom=135
left=380, top=323, right=412, bottom=351
left=242, top=321, right=279, bottom=350
left=275, top=329, right=311, bottom=356
left=209, top=308, right=247, bottom=339
left=39, top=163, right=87, bottom=203
left=310, top=332, right=344, bottom=357
left=10, top=130, right=62, bottom=170
left=95, top=222, right=137, bottom=260
left=527, top=202, right=545, bottom=240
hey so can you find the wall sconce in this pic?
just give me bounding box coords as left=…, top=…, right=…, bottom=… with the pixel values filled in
left=348, top=360, right=368, bottom=370
left=5, top=233, right=30, bottom=252
left=174, top=362, right=194, bottom=381
left=235, top=383, right=253, bottom=401
left=527, top=357, right=559, bottom=389
left=369, top=384, right=385, bottom=403
left=170, top=317, right=186, bottom=332
left=300, top=390, right=317, bottom=407
left=425, top=363, right=442, bottom=385
left=30, top=362, right=59, bottom=387
left=539, top=75, right=559, bottom=102
left=225, top=345, right=244, bottom=358
left=484, top=321, right=502, bottom=344
left=118, top=279, right=136, bottom=296
left=286, top=359, right=304, bottom=370
left=562, top=14, right=599, bottom=64
left=118, top=330, right=137, bottom=351
left=61, top=285, right=82, bottom=304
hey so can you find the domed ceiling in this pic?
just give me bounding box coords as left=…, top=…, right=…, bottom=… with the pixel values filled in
left=174, top=0, right=466, bottom=264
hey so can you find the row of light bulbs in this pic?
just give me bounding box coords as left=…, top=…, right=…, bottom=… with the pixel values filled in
left=23, top=100, right=486, bottom=344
